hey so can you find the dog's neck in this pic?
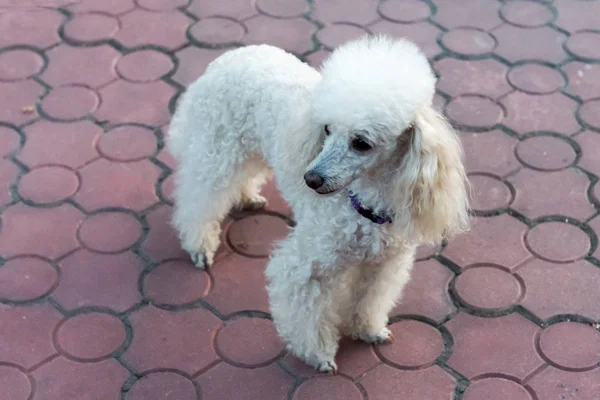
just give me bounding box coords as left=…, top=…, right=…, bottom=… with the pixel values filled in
left=348, top=190, right=392, bottom=224
left=347, top=178, right=395, bottom=225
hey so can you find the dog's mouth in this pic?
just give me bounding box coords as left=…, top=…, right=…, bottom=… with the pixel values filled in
left=313, top=178, right=355, bottom=195
left=315, top=187, right=340, bottom=195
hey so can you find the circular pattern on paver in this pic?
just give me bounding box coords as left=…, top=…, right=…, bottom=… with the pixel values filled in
left=227, top=214, right=290, bottom=257
left=62, top=13, right=120, bottom=43
left=464, top=377, right=532, bottom=400
left=579, top=99, right=600, bottom=130
left=500, top=0, right=553, bottom=28
left=378, top=0, right=431, bottom=23
left=143, top=259, right=210, bottom=305
left=189, top=17, right=246, bottom=46
left=293, top=376, right=362, bottom=400
left=18, top=166, right=79, bottom=204
left=0, top=49, right=44, bottom=81
left=317, top=23, right=370, bottom=50
left=126, top=371, right=198, bottom=400
left=441, top=28, right=496, bottom=56
left=0, top=365, right=32, bottom=400
left=216, top=317, right=284, bottom=367
left=78, top=211, right=143, bottom=253
left=41, top=85, right=99, bottom=120
left=445, top=95, right=504, bottom=129
left=56, top=312, right=126, bottom=361
left=468, top=174, right=512, bottom=212
left=508, top=63, right=565, bottom=94
left=538, top=322, right=600, bottom=370
left=566, top=31, right=600, bottom=61
left=97, top=125, right=157, bottom=161
left=516, top=135, right=576, bottom=171
left=454, top=266, right=521, bottom=310
left=376, top=320, right=443, bottom=368
left=136, top=0, right=189, bottom=11
left=116, top=50, right=174, bottom=83
left=0, top=125, right=20, bottom=156
left=257, top=0, right=309, bottom=18
left=526, top=222, right=591, bottom=263
left=0, top=256, right=58, bottom=302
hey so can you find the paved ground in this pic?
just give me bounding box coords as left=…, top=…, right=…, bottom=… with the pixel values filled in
left=1, top=0, right=600, bottom=399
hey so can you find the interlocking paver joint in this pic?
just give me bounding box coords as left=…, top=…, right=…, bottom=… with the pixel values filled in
left=1, top=0, right=600, bottom=399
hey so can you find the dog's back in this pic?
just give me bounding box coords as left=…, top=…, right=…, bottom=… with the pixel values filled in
left=168, top=45, right=321, bottom=162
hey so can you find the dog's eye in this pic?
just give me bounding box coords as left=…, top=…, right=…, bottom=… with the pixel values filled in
left=351, top=138, right=372, bottom=152
left=324, top=125, right=331, bottom=136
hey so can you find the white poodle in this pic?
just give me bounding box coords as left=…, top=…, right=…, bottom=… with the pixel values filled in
left=167, top=35, right=469, bottom=373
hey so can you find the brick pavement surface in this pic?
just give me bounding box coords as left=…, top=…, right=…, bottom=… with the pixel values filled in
left=1, top=0, right=600, bottom=399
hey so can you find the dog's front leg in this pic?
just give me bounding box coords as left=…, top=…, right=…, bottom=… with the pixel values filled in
left=265, top=248, right=341, bottom=373
left=350, top=248, right=416, bottom=344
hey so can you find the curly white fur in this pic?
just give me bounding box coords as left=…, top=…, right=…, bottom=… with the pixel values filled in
left=168, top=35, right=469, bottom=372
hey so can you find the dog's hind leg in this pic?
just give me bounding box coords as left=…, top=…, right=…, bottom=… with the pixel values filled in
left=172, top=153, right=271, bottom=269
left=349, top=247, right=416, bottom=344
left=236, top=162, right=272, bottom=211
left=171, top=168, right=235, bottom=268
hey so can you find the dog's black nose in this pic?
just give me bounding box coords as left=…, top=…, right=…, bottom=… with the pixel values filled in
left=304, top=171, right=324, bottom=190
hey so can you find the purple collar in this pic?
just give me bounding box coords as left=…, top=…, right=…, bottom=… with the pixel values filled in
left=348, top=191, right=392, bottom=225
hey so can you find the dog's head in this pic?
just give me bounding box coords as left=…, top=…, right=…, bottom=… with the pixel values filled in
left=305, top=35, right=469, bottom=242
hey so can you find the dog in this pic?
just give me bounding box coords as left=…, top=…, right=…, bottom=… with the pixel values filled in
left=167, top=35, right=469, bottom=373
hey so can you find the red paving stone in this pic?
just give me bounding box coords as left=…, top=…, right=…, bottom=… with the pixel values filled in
left=516, top=134, right=577, bottom=171
left=215, top=317, right=285, bottom=367
left=126, top=371, right=199, bottom=400
left=501, top=91, right=580, bottom=135
left=0, top=49, right=44, bottom=81
left=435, top=58, right=512, bottom=99
left=464, top=377, right=532, bottom=400
left=19, top=120, right=102, bottom=169
left=508, top=63, right=566, bottom=95
left=376, top=320, right=443, bottom=368
left=116, top=50, right=174, bottom=83
left=454, top=265, right=521, bottom=311
left=564, top=62, right=600, bottom=101
left=54, top=250, right=144, bottom=312
left=18, top=165, right=80, bottom=205
left=77, top=211, right=143, bottom=253
left=0, top=364, right=32, bottom=400
left=0, top=256, right=58, bottom=302
left=1, top=1, right=600, bottom=399
left=0, top=80, right=44, bottom=125
left=0, top=126, right=20, bottom=157
left=55, top=312, right=126, bottom=361
left=143, top=259, right=210, bottom=306
left=468, top=174, right=513, bottom=212
left=31, top=357, right=129, bottom=400
left=42, top=44, right=120, bottom=88
left=441, top=27, right=496, bottom=57
left=41, top=85, right=100, bottom=121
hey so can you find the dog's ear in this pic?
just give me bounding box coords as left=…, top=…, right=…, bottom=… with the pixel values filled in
left=393, top=106, right=470, bottom=243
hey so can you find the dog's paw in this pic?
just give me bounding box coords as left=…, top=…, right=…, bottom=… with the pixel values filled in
left=316, top=360, right=338, bottom=374
left=239, top=194, right=268, bottom=211
left=358, top=327, right=394, bottom=345
left=190, top=252, right=210, bottom=269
